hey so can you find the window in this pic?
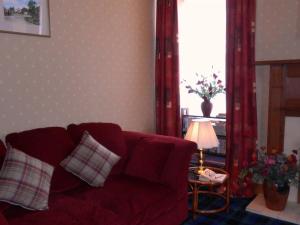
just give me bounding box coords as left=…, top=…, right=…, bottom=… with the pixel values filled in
left=178, top=0, right=226, bottom=117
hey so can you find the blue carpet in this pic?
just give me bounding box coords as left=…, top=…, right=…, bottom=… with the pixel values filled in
left=182, top=197, right=297, bottom=225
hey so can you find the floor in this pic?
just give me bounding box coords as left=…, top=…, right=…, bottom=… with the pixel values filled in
left=247, top=194, right=300, bottom=225
left=182, top=197, right=297, bottom=225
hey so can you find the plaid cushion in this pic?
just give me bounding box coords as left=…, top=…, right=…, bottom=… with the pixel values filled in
left=0, top=147, right=54, bottom=210
left=60, top=131, right=120, bottom=187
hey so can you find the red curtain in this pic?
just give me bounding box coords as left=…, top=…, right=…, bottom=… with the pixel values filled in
left=155, top=0, right=181, bottom=137
left=226, top=0, right=257, bottom=197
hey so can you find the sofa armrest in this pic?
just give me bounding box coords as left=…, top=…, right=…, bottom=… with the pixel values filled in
left=0, top=212, right=8, bottom=225
left=123, top=131, right=197, bottom=196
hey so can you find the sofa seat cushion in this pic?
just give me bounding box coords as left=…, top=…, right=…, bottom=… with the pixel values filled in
left=67, top=175, right=178, bottom=225
left=67, top=122, right=128, bottom=175
left=7, top=195, right=124, bottom=225
left=6, top=127, right=81, bottom=193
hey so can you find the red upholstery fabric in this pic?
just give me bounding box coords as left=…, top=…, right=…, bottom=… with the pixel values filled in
left=123, top=131, right=196, bottom=194
left=7, top=195, right=123, bottom=225
left=5, top=127, right=81, bottom=193
left=66, top=175, right=177, bottom=225
left=143, top=196, right=188, bottom=225
left=125, top=138, right=173, bottom=183
left=3, top=126, right=193, bottom=225
left=0, top=212, right=8, bottom=225
left=67, top=123, right=128, bottom=174
left=0, top=140, right=6, bottom=166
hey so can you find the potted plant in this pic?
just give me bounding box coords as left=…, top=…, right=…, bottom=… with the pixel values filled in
left=182, top=72, right=225, bottom=117
left=239, top=147, right=299, bottom=211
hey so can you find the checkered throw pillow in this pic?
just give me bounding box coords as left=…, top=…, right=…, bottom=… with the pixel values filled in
left=0, top=147, right=54, bottom=210
left=60, top=131, right=120, bottom=187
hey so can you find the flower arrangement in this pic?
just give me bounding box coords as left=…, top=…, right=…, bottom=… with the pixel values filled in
left=239, top=147, right=299, bottom=189
left=182, top=72, right=226, bottom=101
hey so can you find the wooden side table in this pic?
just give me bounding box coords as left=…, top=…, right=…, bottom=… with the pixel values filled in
left=188, top=166, right=230, bottom=219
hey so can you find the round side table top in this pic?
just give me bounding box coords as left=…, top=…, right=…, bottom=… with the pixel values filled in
left=188, top=166, right=229, bottom=185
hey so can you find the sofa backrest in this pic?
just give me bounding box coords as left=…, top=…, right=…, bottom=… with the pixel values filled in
left=123, top=131, right=196, bottom=195
left=0, top=140, right=6, bottom=166
left=67, top=122, right=128, bottom=175
left=5, top=127, right=81, bottom=193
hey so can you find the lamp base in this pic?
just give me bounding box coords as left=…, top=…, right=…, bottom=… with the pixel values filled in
left=198, top=148, right=204, bottom=175
left=197, top=166, right=204, bottom=175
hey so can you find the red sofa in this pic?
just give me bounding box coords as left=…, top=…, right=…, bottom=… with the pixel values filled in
left=0, top=122, right=196, bottom=225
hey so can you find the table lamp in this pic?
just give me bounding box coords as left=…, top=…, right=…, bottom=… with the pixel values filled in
left=184, top=120, right=219, bottom=174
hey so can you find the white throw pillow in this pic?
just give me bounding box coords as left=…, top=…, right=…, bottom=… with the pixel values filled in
left=0, top=147, right=54, bottom=210
left=60, top=131, right=120, bottom=187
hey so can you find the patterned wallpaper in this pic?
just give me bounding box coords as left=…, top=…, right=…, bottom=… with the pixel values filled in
left=0, top=0, right=156, bottom=139
left=256, top=0, right=300, bottom=61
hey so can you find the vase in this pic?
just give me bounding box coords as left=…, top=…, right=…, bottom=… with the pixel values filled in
left=263, top=180, right=290, bottom=211
left=201, top=99, right=213, bottom=117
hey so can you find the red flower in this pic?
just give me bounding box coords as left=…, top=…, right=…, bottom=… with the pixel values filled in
left=217, top=80, right=222, bottom=84
left=287, top=154, right=297, bottom=164
left=251, top=152, right=257, bottom=161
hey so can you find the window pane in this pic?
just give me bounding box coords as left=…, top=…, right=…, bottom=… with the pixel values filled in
left=179, top=0, right=226, bottom=116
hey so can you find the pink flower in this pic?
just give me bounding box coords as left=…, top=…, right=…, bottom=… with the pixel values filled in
left=266, top=158, right=276, bottom=165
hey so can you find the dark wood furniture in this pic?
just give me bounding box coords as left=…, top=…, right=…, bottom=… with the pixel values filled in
left=188, top=166, right=230, bottom=219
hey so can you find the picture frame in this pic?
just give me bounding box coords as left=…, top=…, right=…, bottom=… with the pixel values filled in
left=0, top=0, right=50, bottom=37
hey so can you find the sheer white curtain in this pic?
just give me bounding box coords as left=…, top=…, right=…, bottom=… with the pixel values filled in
left=178, top=0, right=226, bottom=116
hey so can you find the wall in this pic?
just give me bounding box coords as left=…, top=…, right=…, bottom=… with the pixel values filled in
left=0, top=0, right=156, bottom=139
left=256, top=0, right=300, bottom=61
left=255, top=0, right=300, bottom=147
left=255, top=0, right=300, bottom=202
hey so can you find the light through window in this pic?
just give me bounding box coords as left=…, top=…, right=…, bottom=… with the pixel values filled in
left=178, top=0, right=226, bottom=117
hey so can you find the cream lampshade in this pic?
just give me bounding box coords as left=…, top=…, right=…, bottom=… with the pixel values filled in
left=184, top=120, right=219, bottom=174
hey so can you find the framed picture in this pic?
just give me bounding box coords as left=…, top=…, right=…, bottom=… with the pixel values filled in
left=0, top=0, right=50, bottom=37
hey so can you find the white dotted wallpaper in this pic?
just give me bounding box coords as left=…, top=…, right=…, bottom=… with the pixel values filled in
left=256, top=0, right=300, bottom=60
left=0, top=0, right=156, bottom=139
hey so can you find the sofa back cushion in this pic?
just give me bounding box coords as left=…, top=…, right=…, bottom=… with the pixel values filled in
left=0, top=141, right=10, bottom=213
left=67, top=122, right=128, bottom=174
left=0, top=141, right=6, bottom=166
left=5, top=127, right=81, bottom=193
left=124, top=138, right=173, bottom=183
